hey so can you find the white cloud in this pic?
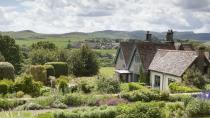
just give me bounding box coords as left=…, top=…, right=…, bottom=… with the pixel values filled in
left=0, top=0, right=210, bottom=33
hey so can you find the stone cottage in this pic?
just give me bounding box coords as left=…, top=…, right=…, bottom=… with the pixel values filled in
left=114, top=30, right=210, bottom=91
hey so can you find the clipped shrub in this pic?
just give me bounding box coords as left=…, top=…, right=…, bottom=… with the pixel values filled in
left=97, top=76, right=120, bottom=94
left=169, top=82, right=201, bottom=93
left=0, top=62, right=15, bottom=80
left=43, top=65, right=55, bottom=77
left=45, top=62, right=68, bottom=77
left=16, top=91, right=24, bottom=98
left=0, top=82, right=8, bottom=95
left=29, top=65, right=47, bottom=84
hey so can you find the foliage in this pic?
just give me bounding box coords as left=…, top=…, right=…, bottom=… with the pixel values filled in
left=78, top=79, right=94, bottom=93
left=0, top=62, right=15, bottom=80
left=68, top=45, right=99, bottom=76
left=54, top=106, right=117, bottom=118
left=117, top=102, right=165, bottom=118
left=16, top=91, right=25, bottom=98
left=14, top=74, right=42, bottom=97
left=30, top=49, right=57, bottom=65
left=0, top=79, right=13, bottom=95
left=0, top=99, right=25, bottom=110
left=0, top=35, right=22, bottom=73
left=183, top=66, right=206, bottom=89
left=120, top=82, right=150, bottom=92
left=15, top=102, right=44, bottom=110
left=169, top=82, right=201, bottom=93
left=45, top=62, right=68, bottom=77
left=121, top=90, right=160, bottom=102
left=97, top=76, right=120, bottom=94
left=186, top=99, right=210, bottom=116
left=29, top=65, right=47, bottom=84
left=0, top=52, right=5, bottom=62
left=139, top=65, right=149, bottom=84
left=43, top=65, right=55, bottom=77
left=51, top=100, right=67, bottom=109
left=31, top=41, right=57, bottom=50
left=162, top=103, right=187, bottom=118
left=57, top=77, right=68, bottom=94
left=63, top=93, right=113, bottom=106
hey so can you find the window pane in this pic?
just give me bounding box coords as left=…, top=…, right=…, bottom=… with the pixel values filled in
left=154, top=75, right=160, bottom=87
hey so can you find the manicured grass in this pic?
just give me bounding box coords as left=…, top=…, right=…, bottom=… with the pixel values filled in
left=99, top=67, right=115, bottom=78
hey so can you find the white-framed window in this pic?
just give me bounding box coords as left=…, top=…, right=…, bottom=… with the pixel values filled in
left=154, top=75, right=160, bottom=87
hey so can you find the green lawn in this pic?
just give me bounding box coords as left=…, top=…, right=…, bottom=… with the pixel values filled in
left=99, top=67, right=115, bottom=78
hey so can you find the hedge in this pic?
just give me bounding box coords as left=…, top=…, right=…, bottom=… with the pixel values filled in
left=30, top=65, right=47, bottom=84
left=0, top=62, right=15, bottom=80
left=169, top=82, right=201, bottom=93
left=44, top=65, right=55, bottom=77
left=45, top=62, right=68, bottom=77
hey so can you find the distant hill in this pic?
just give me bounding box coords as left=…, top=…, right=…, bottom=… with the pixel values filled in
left=0, top=30, right=210, bottom=42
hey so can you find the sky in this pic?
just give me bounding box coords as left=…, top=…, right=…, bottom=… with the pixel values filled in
left=0, top=0, right=210, bottom=34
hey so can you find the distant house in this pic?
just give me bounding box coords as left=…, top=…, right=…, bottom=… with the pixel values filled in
left=149, top=49, right=209, bottom=91
left=114, top=30, right=210, bottom=91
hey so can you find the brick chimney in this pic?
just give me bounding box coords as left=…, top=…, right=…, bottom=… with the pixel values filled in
left=166, top=29, right=174, bottom=42
left=196, top=46, right=208, bottom=73
left=145, top=31, right=152, bottom=41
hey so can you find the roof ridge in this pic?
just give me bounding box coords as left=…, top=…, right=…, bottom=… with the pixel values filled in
left=157, top=49, right=196, bottom=53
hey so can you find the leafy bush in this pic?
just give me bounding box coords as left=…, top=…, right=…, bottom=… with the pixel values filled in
left=30, top=49, right=57, bottom=65
left=15, top=102, right=44, bottom=110
left=97, top=76, right=120, bottom=94
left=68, top=45, right=99, bottom=76
left=186, top=99, right=210, bottom=116
left=16, top=91, right=24, bottom=98
left=63, top=93, right=114, bottom=106
left=183, top=66, right=206, bottom=89
left=14, top=74, right=42, bottom=97
left=169, top=82, right=201, bottom=93
left=162, top=103, right=187, bottom=118
left=78, top=79, right=94, bottom=93
left=121, top=90, right=159, bottom=102
left=29, top=65, right=47, bottom=84
left=0, top=79, right=13, bottom=95
left=117, top=102, right=165, bottom=118
left=0, top=62, right=15, bottom=80
left=97, top=98, right=128, bottom=106
left=204, top=84, right=210, bottom=91
left=45, top=62, right=68, bottom=77
left=57, top=77, right=68, bottom=94
left=0, top=99, right=25, bottom=110
left=54, top=106, right=117, bottom=118
left=51, top=100, right=67, bottom=109
left=31, top=41, right=57, bottom=50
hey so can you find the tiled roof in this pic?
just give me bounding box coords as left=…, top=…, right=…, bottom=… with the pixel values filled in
left=149, top=49, right=198, bottom=76
left=135, top=42, right=175, bottom=71
left=120, top=42, right=135, bottom=65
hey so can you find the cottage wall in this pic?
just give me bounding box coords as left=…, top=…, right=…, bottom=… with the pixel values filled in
left=129, top=51, right=142, bottom=74
left=150, top=71, right=181, bottom=91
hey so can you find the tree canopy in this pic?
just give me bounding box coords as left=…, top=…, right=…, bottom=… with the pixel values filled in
left=68, top=45, right=99, bottom=76
left=0, top=35, right=22, bottom=73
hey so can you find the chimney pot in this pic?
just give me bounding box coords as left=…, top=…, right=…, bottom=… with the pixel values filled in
left=166, top=29, right=174, bottom=42
left=146, top=31, right=152, bottom=41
